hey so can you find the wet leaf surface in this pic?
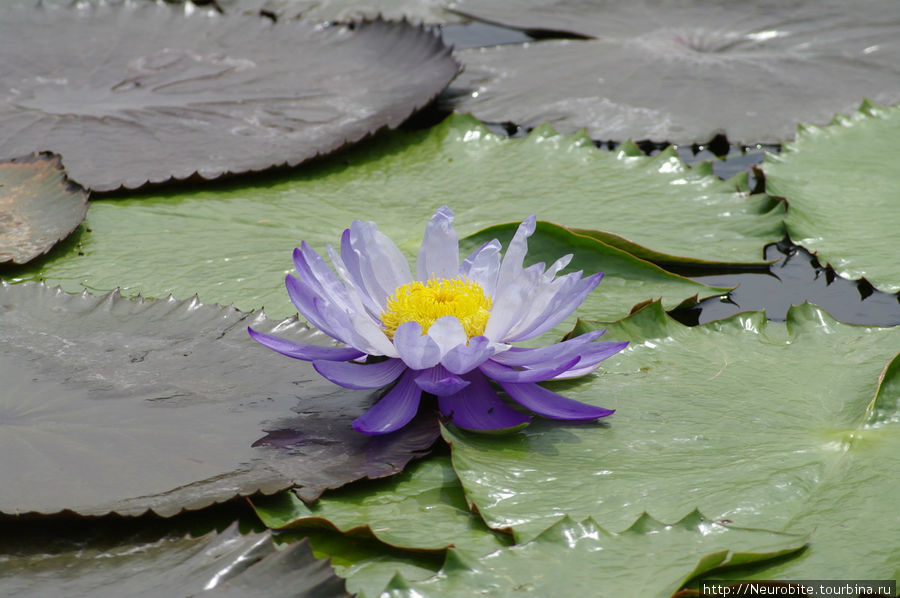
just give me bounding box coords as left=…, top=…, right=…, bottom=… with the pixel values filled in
left=443, top=302, right=899, bottom=542
left=252, top=456, right=510, bottom=554
left=8, top=114, right=775, bottom=322
left=229, top=0, right=460, bottom=24
left=384, top=512, right=806, bottom=598
left=0, top=1, right=459, bottom=191
left=448, top=0, right=900, bottom=144
left=0, top=282, right=439, bottom=516
left=0, top=521, right=349, bottom=598
left=764, top=101, right=900, bottom=293
left=0, top=153, right=88, bottom=265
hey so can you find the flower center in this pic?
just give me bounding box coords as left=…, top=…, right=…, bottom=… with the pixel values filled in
left=381, top=277, right=492, bottom=340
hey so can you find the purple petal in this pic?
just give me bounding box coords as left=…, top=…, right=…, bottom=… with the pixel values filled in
left=441, top=335, right=505, bottom=375
left=551, top=340, right=628, bottom=379
left=248, top=327, right=365, bottom=362
left=439, top=371, right=531, bottom=431
left=417, top=206, right=459, bottom=281
left=499, top=380, right=615, bottom=421
left=284, top=274, right=345, bottom=342
left=508, top=272, right=604, bottom=341
left=491, top=330, right=607, bottom=367
left=313, top=358, right=407, bottom=390
left=352, top=369, right=422, bottom=435
left=414, top=365, right=470, bottom=396
left=393, top=321, right=441, bottom=370
left=479, top=356, right=581, bottom=383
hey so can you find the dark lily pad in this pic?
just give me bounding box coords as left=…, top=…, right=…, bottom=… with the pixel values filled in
left=230, top=0, right=460, bottom=24
left=447, top=0, right=900, bottom=144
left=0, top=282, right=439, bottom=516
left=0, top=153, right=87, bottom=265
left=0, top=521, right=349, bottom=598
left=0, top=1, right=460, bottom=191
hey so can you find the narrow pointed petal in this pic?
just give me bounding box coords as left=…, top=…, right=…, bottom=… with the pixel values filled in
left=442, top=335, right=507, bottom=375
left=313, top=358, right=406, bottom=390
left=248, top=327, right=364, bottom=362
left=393, top=321, right=441, bottom=370
left=551, top=340, right=628, bottom=379
left=479, top=356, right=581, bottom=383
left=499, top=380, right=615, bottom=421
left=327, top=241, right=381, bottom=316
left=352, top=369, right=422, bottom=435
left=507, top=272, right=604, bottom=341
left=426, top=316, right=467, bottom=358
left=415, top=365, right=470, bottom=396
left=496, top=214, right=536, bottom=291
left=460, top=239, right=501, bottom=296
left=439, top=371, right=531, bottom=431
left=417, top=206, right=459, bottom=281
left=492, top=330, right=606, bottom=367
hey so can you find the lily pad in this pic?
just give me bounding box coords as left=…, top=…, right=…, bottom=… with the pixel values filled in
left=712, top=355, right=900, bottom=580
left=0, top=153, right=88, bottom=265
left=231, top=0, right=460, bottom=24
left=0, top=522, right=348, bottom=598
left=0, top=281, right=439, bottom=516
left=252, top=456, right=510, bottom=554
left=8, top=114, right=776, bottom=321
left=0, top=1, right=459, bottom=191
left=447, top=0, right=900, bottom=144
left=384, top=512, right=806, bottom=598
left=289, top=529, right=444, bottom=598
left=764, top=101, right=900, bottom=293
left=443, top=301, right=900, bottom=542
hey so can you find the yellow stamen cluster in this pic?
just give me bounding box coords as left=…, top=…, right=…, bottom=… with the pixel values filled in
left=381, top=277, right=492, bottom=340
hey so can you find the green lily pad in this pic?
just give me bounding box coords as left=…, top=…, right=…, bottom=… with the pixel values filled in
left=764, top=101, right=900, bottom=293
left=0, top=281, right=438, bottom=516
left=7, top=114, right=777, bottom=320
left=287, top=529, right=443, bottom=598
left=711, top=355, right=900, bottom=580
left=0, top=522, right=348, bottom=598
left=443, top=302, right=900, bottom=542
left=383, top=511, right=806, bottom=598
left=0, top=2, right=459, bottom=191
left=252, top=456, right=509, bottom=554
left=0, top=153, right=88, bottom=265
left=447, top=0, right=900, bottom=144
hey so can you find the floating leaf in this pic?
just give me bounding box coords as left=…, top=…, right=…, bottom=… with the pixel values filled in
left=385, top=512, right=805, bottom=598
left=0, top=153, right=87, bottom=265
left=291, top=529, right=444, bottom=598
left=443, top=302, right=899, bottom=542
left=764, top=101, right=900, bottom=293
left=0, top=522, right=348, bottom=598
left=253, top=456, right=509, bottom=554
left=8, top=114, right=774, bottom=321
left=0, top=282, right=438, bottom=516
left=230, top=0, right=460, bottom=23
left=711, top=354, right=900, bottom=580
left=447, top=0, right=900, bottom=144
left=0, top=2, right=459, bottom=191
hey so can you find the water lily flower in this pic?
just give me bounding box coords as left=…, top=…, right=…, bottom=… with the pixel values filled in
left=249, top=207, right=627, bottom=435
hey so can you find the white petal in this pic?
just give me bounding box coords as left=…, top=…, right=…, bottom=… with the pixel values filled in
left=460, top=239, right=501, bottom=296
left=426, top=316, right=467, bottom=358
left=350, top=219, right=413, bottom=309
left=417, top=206, right=459, bottom=281
left=393, top=321, right=441, bottom=370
